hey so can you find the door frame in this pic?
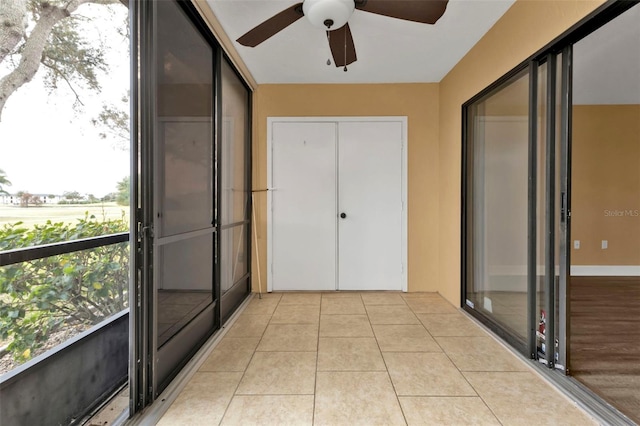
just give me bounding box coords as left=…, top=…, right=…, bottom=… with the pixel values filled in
left=266, top=116, right=408, bottom=292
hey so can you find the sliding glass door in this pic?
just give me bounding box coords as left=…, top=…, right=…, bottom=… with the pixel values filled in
left=463, top=52, right=570, bottom=362
left=463, top=2, right=639, bottom=423
left=463, top=68, right=531, bottom=353
left=152, top=0, right=218, bottom=396
left=131, top=0, right=252, bottom=412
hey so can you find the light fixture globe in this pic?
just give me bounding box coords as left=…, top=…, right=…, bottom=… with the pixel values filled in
left=303, top=0, right=355, bottom=30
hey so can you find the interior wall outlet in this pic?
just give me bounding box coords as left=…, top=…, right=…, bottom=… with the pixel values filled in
left=601, top=240, right=608, bottom=249
left=574, top=240, right=580, bottom=249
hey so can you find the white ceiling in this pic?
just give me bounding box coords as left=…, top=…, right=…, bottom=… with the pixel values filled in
left=573, top=3, right=640, bottom=105
left=206, top=0, right=515, bottom=84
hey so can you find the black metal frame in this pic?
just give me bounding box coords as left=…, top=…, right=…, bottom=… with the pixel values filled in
left=526, top=60, right=538, bottom=359
left=557, top=44, right=573, bottom=373
left=214, top=21, right=223, bottom=341
left=132, top=0, right=155, bottom=410
left=0, top=233, right=128, bottom=267
left=1, top=311, right=129, bottom=426
left=129, top=0, right=145, bottom=413
left=544, top=53, right=557, bottom=367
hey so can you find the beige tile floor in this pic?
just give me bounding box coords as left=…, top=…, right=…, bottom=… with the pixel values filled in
left=158, top=292, right=596, bottom=426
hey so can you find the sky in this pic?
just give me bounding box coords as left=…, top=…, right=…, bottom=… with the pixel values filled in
left=0, top=3, right=130, bottom=198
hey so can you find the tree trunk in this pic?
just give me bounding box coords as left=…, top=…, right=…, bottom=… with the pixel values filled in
left=0, top=0, right=27, bottom=64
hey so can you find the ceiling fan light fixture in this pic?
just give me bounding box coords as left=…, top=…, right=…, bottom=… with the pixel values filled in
left=303, top=0, right=355, bottom=30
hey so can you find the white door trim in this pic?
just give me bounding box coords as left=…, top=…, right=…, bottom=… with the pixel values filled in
left=266, top=116, right=408, bottom=292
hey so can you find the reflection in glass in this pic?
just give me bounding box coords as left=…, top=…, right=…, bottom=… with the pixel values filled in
left=157, top=235, right=213, bottom=347
left=221, top=61, right=250, bottom=226
left=220, top=59, right=250, bottom=300
left=159, top=120, right=213, bottom=237
left=155, top=0, right=215, bottom=348
left=156, top=0, right=213, bottom=238
left=467, top=69, right=530, bottom=341
left=221, top=225, right=249, bottom=294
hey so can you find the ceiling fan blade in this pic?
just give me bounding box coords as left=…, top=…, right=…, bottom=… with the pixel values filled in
left=328, top=23, right=357, bottom=67
left=355, top=0, right=448, bottom=25
left=237, top=3, right=304, bottom=47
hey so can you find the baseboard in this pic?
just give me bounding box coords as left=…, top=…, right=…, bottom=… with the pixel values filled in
left=570, top=265, right=640, bottom=276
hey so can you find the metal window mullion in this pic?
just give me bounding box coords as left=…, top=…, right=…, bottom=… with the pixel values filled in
left=557, top=45, right=573, bottom=373
left=460, top=105, right=468, bottom=308
left=214, top=46, right=223, bottom=328
left=545, top=53, right=557, bottom=367
left=475, top=107, right=486, bottom=307
left=128, top=0, right=142, bottom=414
left=527, top=61, right=539, bottom=359
left=246, top=84, right=253, bottom=295
left=143, top=0, right=157, bottom=406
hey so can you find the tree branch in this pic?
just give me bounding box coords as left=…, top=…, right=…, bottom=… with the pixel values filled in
left=0, top=0, right=121, bottom=121
left=41, top=58, right=85, bottom=106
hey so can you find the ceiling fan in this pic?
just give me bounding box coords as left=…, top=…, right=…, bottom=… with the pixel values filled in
left=236, top=0, right=449, bottom=70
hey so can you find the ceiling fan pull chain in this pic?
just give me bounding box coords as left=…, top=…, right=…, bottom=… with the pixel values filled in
left=343, top=28, right=348, bottom=72
left=327, top=32, right=332, bottom=65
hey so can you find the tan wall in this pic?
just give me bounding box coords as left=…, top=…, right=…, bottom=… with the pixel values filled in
left=251, top=84, right=440, bottom=292
left=437, top=0, right=605, bottom=305
left=571, top=105, right=640, bottom=265
left=249, top=0, right=608, bottom=302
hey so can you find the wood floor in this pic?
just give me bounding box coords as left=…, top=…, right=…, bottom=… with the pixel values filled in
left=570, top=276, right=640, bottom=424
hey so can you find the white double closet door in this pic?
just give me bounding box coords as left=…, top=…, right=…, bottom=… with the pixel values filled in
left=268, top=118, right=406, bottom=291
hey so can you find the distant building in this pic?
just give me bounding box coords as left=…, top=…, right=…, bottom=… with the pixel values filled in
left=0, top=194, right=62, bottom=205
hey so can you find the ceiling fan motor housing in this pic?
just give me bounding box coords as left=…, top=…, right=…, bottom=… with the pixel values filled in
left=303, top=0, right=355, bottom=30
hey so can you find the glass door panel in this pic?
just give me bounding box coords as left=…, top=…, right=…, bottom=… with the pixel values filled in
left=219, top=59, right=251, bottom=320
left=465, top=68, right=531, bottom=348
left=157, top=235, right=213, bottom=347
left=153, top=0, right=216, bottom=394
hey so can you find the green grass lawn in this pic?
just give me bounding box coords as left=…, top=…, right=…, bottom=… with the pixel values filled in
left=0, top=203, right=130, bottom=228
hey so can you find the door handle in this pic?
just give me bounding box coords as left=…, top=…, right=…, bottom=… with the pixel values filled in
left=340, top=212, right=347, bottom=219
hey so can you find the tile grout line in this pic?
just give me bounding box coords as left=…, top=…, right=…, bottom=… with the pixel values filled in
left=312, top=294, right=324, bottom=425
left=227, top=292, right=512, bottom=425
left=401, top=300, right=505, bottom=425
left=217, top=293, right=281, bottom=425
left=365, top=295, right=410, bottom=426
left=419, top=305, right=505, bottom=426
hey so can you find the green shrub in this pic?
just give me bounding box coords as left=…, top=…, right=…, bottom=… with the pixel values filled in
left=0, top=213, right=129, bottom=362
